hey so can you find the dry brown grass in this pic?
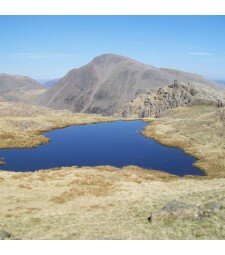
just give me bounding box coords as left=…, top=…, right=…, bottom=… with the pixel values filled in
left=0, top=166, right=224, bottom=240
left=0, top=101, right=113, bottom=150
left=18, top=183, right=32, bottom=190
left=51, top=171, right=116, bottom=203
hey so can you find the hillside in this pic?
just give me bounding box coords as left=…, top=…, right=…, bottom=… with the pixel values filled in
left=36, top=53, right=216, bottom=116
left=0, top=73, right=45, bottom=103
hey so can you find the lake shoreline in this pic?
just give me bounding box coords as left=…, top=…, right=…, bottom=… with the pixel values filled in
left=143, top=106, right=225, bottom=178
left=0, top=102, right=224, bottom=179
left=0, top=120, right=203, bottom=176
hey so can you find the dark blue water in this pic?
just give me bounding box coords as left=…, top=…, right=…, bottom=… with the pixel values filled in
left=0, top=120, right=204, bottom=176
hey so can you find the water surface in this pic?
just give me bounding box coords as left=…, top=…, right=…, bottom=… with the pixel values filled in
left=0, top=120, right=204, bottom=176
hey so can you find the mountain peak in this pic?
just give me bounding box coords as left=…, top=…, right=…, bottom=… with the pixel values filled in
left=92, top=53, right=131, bottom=64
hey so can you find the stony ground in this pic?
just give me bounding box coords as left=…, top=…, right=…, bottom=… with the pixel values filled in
left=0, top=102, right=225, bottom=239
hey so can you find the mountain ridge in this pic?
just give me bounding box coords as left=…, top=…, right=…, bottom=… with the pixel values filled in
left=36, top=53, right=218, bottom=116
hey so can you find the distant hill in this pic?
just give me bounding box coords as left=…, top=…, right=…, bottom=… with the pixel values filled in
left=0, top=73, right=45, bottom=103
left=216, top=80, right=225, bottom=86
left=43, top=78, right=60, bottom=88
left=36, top=53, right=217, bottom=116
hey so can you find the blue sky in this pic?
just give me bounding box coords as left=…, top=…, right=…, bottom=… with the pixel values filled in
left=0, top=16, right=224, bottom=80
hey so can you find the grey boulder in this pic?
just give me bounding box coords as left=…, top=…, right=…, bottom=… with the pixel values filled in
left=148, top=200, right=220, bottom=222
left=148, top=201, right=200, bottom=222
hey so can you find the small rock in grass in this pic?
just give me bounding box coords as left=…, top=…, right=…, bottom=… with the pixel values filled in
left=0, top=230, right=11, bottom=240
left=148, top=200, right=220, bottom=222
left=202, top=202, right=223, bottom=214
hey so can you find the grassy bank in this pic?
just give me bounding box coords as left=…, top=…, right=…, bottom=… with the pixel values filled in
left=144, top=106, right=225, bottom=178
left=0, top=166, right=224, bottom=239
left=0, top=102, right=113, bottom=150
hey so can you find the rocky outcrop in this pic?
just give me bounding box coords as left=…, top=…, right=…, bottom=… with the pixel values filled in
left=148, top=200, right=223, bottom=222
left=118, top=80, right=225, bottom=118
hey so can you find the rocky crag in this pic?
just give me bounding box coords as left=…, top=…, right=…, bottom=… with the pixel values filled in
left=118, top=80, right=225, bottom=118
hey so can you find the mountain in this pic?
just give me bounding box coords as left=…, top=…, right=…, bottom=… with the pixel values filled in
left=0, top=73, right=45, bottom=103
left=37, top=53, right=217, bottom=116
left=43, top=78, right=60, bottom=88
left=118, top=80, right=225, bottom=118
